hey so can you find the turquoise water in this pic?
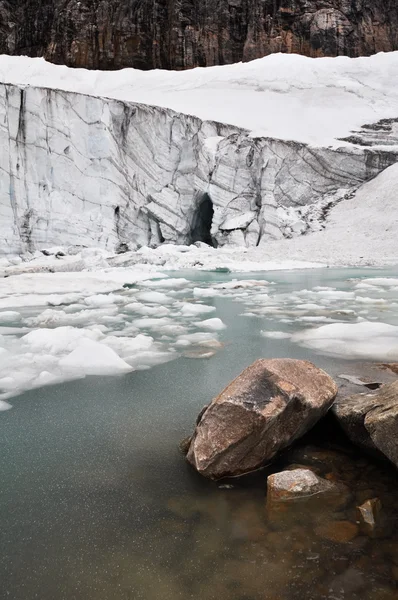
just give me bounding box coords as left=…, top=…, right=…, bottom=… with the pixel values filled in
left=1, top=267, right=398, bottom=599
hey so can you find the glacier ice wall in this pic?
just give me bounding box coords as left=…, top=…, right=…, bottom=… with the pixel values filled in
left=0, top=83, right=397, bottom=255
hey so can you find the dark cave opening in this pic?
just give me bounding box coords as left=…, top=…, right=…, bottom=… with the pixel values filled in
left=190, top=194, right=215, bottom=247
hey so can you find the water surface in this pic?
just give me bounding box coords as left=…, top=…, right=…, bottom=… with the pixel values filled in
left=1, top=267, right=398, bottom=599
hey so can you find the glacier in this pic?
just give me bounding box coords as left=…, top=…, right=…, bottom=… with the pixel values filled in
left=1, top=53, right=398, bottom=255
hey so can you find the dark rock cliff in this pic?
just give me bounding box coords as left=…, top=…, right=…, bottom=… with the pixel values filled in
left=0, top=1, right=397, bottom=70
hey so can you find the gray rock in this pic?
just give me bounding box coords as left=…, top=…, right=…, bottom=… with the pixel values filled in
left=333, top=380, right=398, bottom=467
left=186, top=358, right=337, bottom=480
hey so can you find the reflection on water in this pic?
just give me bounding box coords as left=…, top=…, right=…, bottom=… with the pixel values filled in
left=1, top=267, right=398, bottom=599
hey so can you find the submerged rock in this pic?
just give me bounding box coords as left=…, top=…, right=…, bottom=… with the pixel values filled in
left=333, top=381, right=398, bottom=467
left=356, top=498, right=382, bottom=534
left=266, top=468, right=346, bottom=504
left=315, top=520, right=359, bottom=544
left=186, top=359, right=337, bottom=479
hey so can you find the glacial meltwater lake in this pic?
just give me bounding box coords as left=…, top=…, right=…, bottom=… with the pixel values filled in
left=1, top=267, right=398, bottom=599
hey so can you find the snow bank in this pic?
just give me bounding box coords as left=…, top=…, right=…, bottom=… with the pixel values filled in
left=1, top=53, right=398, bottom=147
left=255, top=162, right=398, bottom=267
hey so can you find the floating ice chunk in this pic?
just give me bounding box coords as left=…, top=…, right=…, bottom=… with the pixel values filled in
left=196, top=318, right=226, bottom=331
left=193, top=287, right=221, bottom=298
left=102, top=334, right=154, bottom=356
left=260, top=331, right=291, bottom=339
left=143, top=278, right=190, bottom=289
left=47, top=293, right=82, bottom=306
left=84, top=293, right=124, bottom=307
left=364, top=278, right=398, bottom=287
left=180, top=303, right=216, bottom=317
left=125, top=350, right=176, bottom=368
left=158, top=325, right=188, bottom=336
left=0, top=311, right=22, bottom=324
left=124, top=302, right=145, bottom=312
left=213, top=279, right=269, bottom=290
left=249, top=293, right=272, bottom=303
left=0, top=377, right=17, bottom=391
left=131, top=305, right=170, bottom=317
left=175, top=332, right=220, bottom=347
left=355, top=296, right=387, bottom=305
left=0, top=400, right=12, bottom=411
left=59, top=338, right=132, bottom=375
left=22, top=326, right=101, bottom=354
left=316, top=291, right=355, bottom=300
left=28, top=307, right=120, bottom=327
left=293, top=321, right=398, bottom=361
left=132, top=317, right=173, bottom=330
left=0, top=326, right=29, bottom=335
left=32, top=371, right=62, bottom=388
left=137, top=291, right=173, bottom=304
left=354, top=282, right=381, bottom=291
left=300, top=316, right=332, bottom=323
left=296, top=303, right=324, bottom=311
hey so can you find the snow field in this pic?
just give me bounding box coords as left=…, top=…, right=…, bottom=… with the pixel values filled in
left=2, top=52, right=398, bottom=147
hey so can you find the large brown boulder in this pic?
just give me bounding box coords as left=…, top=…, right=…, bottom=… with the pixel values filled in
left=333, top=380, right=398, bottom=467
left=186, top=359, right=337, bottom=479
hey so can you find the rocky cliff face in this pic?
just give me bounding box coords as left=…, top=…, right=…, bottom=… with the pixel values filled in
left=0, top=1, right=397, bottom=71
left=1, top=81, right=397, bottom=255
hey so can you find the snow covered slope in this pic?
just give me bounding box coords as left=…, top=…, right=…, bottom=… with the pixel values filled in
left=0, top=53, right=397, bottom=255
left=1, top=52, right=398, bottom=147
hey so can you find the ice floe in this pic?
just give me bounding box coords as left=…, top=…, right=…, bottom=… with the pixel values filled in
left=293, top=322, right=398, bottom=361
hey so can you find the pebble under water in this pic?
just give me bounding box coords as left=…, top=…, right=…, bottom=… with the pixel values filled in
left=1, top=267, right=398, bottom=600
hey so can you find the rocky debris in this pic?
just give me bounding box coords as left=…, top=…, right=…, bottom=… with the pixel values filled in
left=333, top=381, right=398, bottom=468
left=356, top=498, right=382, bottom=534
left=380, top=363, right=398, bottom=376
left=338, top=374, right=382, bottom=390
left=186, top=359, right=337, bottom=479
left=1, top=1, right=398, bottom=70
left=315, top=520, right=359, bottom=543
left=266, top=468, right=348, bottom=504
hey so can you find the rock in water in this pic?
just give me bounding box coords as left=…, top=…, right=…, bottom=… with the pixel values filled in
left=266, top=468, right=345, bottom=503
left=186, top=359, right=337, bottom=479
left=356, top=498, right=382, bottom=534
left=333, top=381, right=398, bottom=467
